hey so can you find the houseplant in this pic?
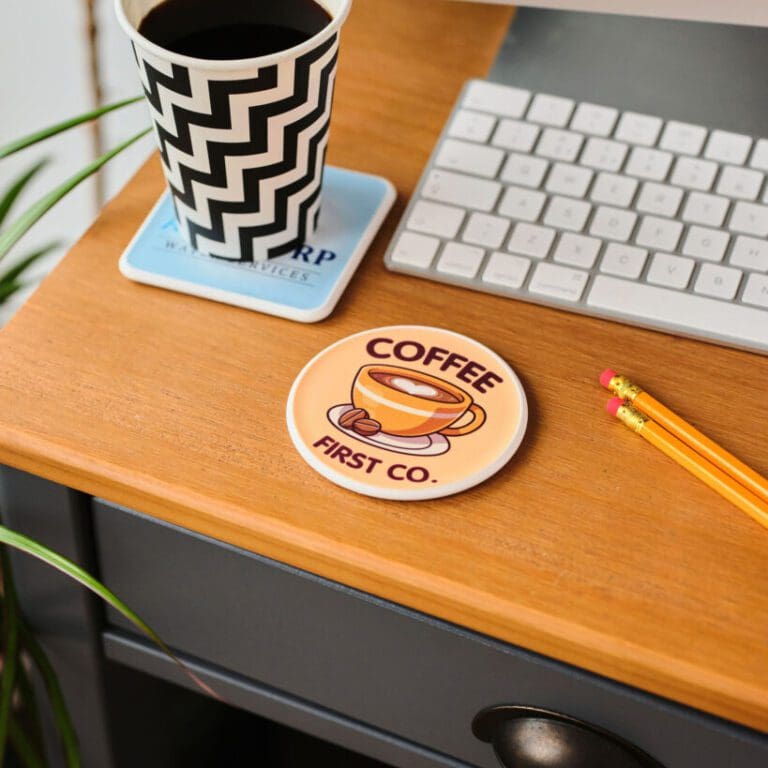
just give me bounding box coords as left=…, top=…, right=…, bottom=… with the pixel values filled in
left=0, top=97, right=146, bottom=311
left=0, top=101, right=217, bottom=767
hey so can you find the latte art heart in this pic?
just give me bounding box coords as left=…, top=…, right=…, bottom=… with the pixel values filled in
left=391, top=377, right=440, bottom=398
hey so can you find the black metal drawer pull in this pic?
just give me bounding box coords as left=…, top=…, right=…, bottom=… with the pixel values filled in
left=472, top=705, right=666, bottom=768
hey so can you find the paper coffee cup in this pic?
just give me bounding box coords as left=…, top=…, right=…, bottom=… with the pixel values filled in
left=115, top=0, right=352, bottom=261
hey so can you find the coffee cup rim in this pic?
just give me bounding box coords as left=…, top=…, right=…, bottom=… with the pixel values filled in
left=115, top=0, right=352, bottom=71
left=359, top=364, right=471, bottom=406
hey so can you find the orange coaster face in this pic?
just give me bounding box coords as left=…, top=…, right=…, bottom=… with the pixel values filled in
left=286, top=326, right=528, bottom=500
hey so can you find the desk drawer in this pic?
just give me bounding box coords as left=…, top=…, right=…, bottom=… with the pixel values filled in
left=92, top=500, right=768, bottom=768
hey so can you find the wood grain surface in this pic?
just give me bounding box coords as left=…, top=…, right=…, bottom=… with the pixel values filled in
left=1, top=0, right=768, bottom=733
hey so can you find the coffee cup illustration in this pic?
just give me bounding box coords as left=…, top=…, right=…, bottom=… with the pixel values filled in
left=350, top=364, right=486, bottom=439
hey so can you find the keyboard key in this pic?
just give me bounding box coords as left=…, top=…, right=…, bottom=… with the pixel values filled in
left=749, top=139, right=768, bottom=172
left=615, top=111, right=662, bottom=146
left=569, top=102, right=618, bottom=137
left=535, top=128, right=583, bottom=162
left=647, top=253, right=695, bottom=289
left=635, top=182, right=683, bottom=217
left=716, top=166, right=764, bottom=201
left=462, top=212, right=510, bottom=249
left=589, top=206, right=637, bottom=242
left=436, top=243, right=485, bottom=278
left=681, top=192, right=730, bottom=227
left=730, top=236, right=768, bottom=271
left=635, top=216, right=683, bottom=251
left=543, top=196, right=591, bottom=231
left=587, top=276, right=768, bottom=347
left=389, top=84, right=768, bottom=355
left=704, top=129, right=752, bottom=165
left=386, top=86, right=768, bottom=355
left=463, top=81, right=531, bottom=118
left=553, top=233, right=601, bottom=268
left=500, top=153, right=549, bottom=188
left=545, top=162, right=593, bottom=197
left=435, top=139, right=505, bottom=178
left=580, top=137, right=628, bottom=172
left=492, top=119, right=540, bottom=152
left=659, top=120, right=707, bottom=156
left=590, top=172, right=638, bottom=207
left=498, top=185, right=546, bottom=222
left=391, top=232, right=439, bottom=269
left=508, top=223, right=556, bottom=259
left=483, top=252, right=531, bottom=289
left=527, top=93, right=575, bottom=127
left=599, top=243, right=647, bottom=278
left=670, top=156, right=718, bottom=191
left=625, top=147, right=673, bottom=181
left=729, top=201, right=768, bottom=237
left=407, top=200, right=465, bottom=238
left=694, top=263, right=742, bottom=300
left=682, top=226, right=729, bottom=262
left=742, top=273, right=768, bottom=307
left=529, top=262, right=589, bottom=302
left=448, top=109, right=497, bottom=143
left=422, top=170, right=501, bottom=211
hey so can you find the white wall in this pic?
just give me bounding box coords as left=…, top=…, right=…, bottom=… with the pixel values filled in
left=477, top=0, right=768, bottom=26
left=0, top=0, right=154, bottom=323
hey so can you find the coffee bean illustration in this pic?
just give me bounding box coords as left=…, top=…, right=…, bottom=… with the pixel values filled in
left=353, top=418, right=381, bottom=437
left=340, top=408, right=368, bottom=428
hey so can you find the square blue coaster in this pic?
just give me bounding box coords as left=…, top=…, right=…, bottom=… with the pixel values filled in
left=120, top=166, right=395, bottom=323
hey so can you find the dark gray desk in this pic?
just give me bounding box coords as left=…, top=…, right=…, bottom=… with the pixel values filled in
left=3, top=466, right=767, bottom=768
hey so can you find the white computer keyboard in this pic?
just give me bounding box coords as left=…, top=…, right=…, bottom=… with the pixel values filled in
left=384, top=80, right=768, bottom=355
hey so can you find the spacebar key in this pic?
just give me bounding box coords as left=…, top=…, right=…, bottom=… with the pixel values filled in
left=587, top=276, right=768, bottom=348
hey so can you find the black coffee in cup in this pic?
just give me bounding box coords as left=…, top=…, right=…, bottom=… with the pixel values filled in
left=138, top=0, right=332, bottom=59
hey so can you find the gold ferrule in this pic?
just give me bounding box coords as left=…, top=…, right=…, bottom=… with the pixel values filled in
left=616, top=402, right=648, bottom=433
left=609, top=374, right=642, bottom=402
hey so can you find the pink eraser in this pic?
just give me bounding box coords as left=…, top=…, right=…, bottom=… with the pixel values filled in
left=606, top=397, right=624, bottom=417
left=600, top=369, right=618, bottom=389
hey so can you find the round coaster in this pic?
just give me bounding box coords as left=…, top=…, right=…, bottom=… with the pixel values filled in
left=286, top=326, right=528, bottom=500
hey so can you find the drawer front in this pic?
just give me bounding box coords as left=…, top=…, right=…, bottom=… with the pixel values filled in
left=92, top=500, right=768, bottom=768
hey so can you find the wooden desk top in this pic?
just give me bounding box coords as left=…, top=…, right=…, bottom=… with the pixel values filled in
left=1, top=0, right=767, bottom=734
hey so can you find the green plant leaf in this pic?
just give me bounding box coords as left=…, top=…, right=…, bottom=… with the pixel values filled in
left=0, top=161, right=48, bottom=230
left=19, top=626, right=79, bottom=768
left=0, top=97, right=144, bottom=160
left=0, top=243, right=60, bottom=305
left=0, top=572, right=70, bottom=768
left=11, top=647, right=45, bottom=767
left=0, top=243, right=59, bottom=284
left=0, top=127, right=152, bottom=264
left=0, top=281, right=23, bottom=304
left=8, top=717, right=45, bottom=768
left=0, top=548, right=20, bottom=768
left=2, top=553, right=79, bottom=767
left=0, top=524, right=222, bottom=703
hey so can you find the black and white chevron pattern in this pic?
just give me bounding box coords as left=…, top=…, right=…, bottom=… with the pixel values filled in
left=132, top=32, right=339, bottom=261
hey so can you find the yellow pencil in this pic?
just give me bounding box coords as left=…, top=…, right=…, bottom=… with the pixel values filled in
left=601, top=370, right=768, bottom=505
left=607, top=398, right=768, bottom=532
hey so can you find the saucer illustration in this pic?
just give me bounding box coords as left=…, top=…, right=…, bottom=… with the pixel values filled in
left=328, top=404, right=450, bottom=456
